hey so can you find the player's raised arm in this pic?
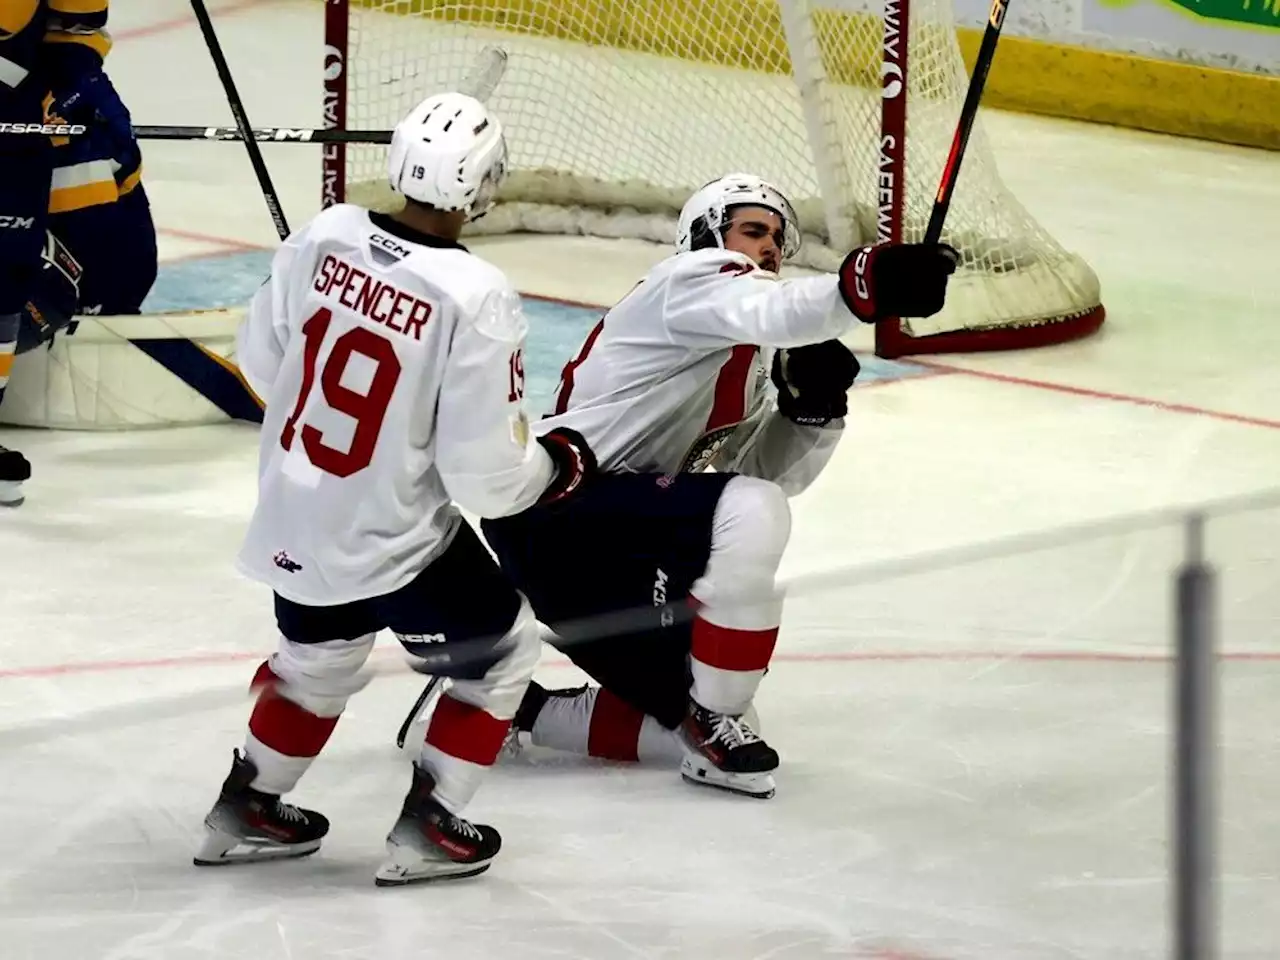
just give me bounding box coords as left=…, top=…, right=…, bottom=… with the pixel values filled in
left=660, top=174, right=957, bottom=349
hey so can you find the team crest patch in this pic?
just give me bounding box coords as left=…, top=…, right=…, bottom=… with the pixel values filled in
left=273, top=551, right=303, bottom=573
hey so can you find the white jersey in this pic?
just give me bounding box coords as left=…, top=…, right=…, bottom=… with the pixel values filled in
left=541, top=248, right=856, bottom=495
left=235, top=204, right=554, bottom=605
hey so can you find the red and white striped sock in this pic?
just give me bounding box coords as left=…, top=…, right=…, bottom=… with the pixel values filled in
left=529, top=686, right=685, bottom=764
left=418, top=693, right=513, bottom=814
left=243, top=661, right=341, bottom=795
left=688, top=612, right=779, bottom=716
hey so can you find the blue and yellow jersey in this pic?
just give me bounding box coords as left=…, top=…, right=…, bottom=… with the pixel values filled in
left=0, top=1, right=47, bottom=92
left=3, top=1, right=135, bottom=214
left=44, top=0, right=111, bottom=62
left=43, top=0, right=141, bottom=215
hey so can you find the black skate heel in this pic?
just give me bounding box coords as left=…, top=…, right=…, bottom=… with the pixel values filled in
left=0, top=445, right=31, bottom=507
left=374, top=763, right=501, bottom=886
left=678, top=699, right=778, bottom=799
left=193, top=750, right=329, bottom=866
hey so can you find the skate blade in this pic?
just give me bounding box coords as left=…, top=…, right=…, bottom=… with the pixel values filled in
left=374, top=856, right=493, bottom=886
left=0, top=482, right=25, bottom=507
left=680, top=757, right=776, bottom=799
left=193, top=828, right=322, bottom=866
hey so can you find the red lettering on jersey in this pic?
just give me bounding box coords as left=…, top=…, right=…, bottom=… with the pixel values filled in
left=403, top=297, right=432, bottom=341
left=719, top=261, right=755, bottom=277
left=313, top=254, right=337, bottom=293
left=706, top=344, right=758, bottom=431
left=312, top=255, right=432, bottom=341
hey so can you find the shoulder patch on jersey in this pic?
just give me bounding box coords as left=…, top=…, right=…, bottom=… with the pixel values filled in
left=473, top=284, right=527, bottom=343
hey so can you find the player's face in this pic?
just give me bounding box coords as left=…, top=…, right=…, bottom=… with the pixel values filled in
left=722, top=207, right=785, bottom=273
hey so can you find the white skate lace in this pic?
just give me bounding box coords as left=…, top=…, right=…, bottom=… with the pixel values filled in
left=275, top=802, right=308, bottom=824
left=711, top=714, right=762, bottom=750
left=450, top=816, right=482, bottom=841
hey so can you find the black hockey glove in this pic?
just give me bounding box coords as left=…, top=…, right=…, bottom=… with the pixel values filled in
left=536, top=427, right=597, bottom=505
left=772, top=340, right=859, bottom=427
left=837, top=242, right=958, bottom=323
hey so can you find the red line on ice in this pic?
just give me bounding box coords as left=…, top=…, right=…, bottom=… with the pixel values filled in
left=2, top=647, right=1275, bottom=681
left=113, top=0, right=270, bottom=43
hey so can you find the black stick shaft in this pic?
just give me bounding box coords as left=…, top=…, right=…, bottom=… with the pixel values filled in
left=924, top=0, right=1010, bottom=244
left=189, top=0, right=290, bottom=240
left=396, top=676, right=443, bottom=749
left=135, top=125, right=393, bottom=144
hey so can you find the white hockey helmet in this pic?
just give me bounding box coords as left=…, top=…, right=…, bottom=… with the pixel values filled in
left=676, top=173, right=801, bottom=260
left=387, top=92, right=507, bottom=220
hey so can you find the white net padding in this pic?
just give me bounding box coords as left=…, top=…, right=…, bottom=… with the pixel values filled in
left=335, top=0, right=1103, bottom=352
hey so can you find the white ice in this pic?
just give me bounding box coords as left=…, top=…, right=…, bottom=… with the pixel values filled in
left=1, top=2, right=1278, bottom=958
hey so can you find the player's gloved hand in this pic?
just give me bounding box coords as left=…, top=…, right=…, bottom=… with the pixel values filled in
left=17, top=231, right=82, bottom=355
left=772, top=340, right=859, bottom=427
left=536, top=427, right=597, bottom=505
left=48, top=69, right=140, bottom=171
left=837, top=242, right=958, bottom=323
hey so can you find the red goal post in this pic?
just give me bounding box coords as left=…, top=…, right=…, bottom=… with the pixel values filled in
left=321, top=0, right=1105, bottom=359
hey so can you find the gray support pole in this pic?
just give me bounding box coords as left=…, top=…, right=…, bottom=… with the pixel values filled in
left=1174, top=513, right=1217, bottom=960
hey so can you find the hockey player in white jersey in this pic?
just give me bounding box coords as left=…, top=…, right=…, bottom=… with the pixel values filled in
left=193, top=92, right=594, bottom=884
left=479, top=173, right=956, bottom=798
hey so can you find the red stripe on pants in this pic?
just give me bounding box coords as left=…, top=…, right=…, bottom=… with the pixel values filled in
left=247, top=661, right=340, bottom=759
left=690, top=616, right=779, bottom=672
left=587, top=688, right=645, bottom=762
left=425, top=694, right=512, bottom=766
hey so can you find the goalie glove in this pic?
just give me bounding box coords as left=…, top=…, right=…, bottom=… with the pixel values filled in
left=771, top=340, right=859, bottom=427
left=837, top=242, right=958, bottom=323
left=536, top=427, right=597, bottom=505
left=18, top=231, right=83, bottom=355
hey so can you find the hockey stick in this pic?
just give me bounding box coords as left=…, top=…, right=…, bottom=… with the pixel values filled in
left=189, top=0, right=290, bottom=241
left=923, top=0, right=1010, bottom=244
left=137, top=125, right=394, bottom=144
left=395, top=675, right=443, bottom=748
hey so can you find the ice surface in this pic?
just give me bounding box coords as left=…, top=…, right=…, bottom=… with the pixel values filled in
left=1, top=2, right=1277, bottom=958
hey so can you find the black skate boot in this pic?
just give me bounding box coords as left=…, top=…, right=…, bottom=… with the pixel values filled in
left=678, top=698, right=779, bottom=799
left=193, top=750, right=329, bottom=866
left=375, top=763, right=501, bottom=886
left=0, top=445, right=31, bottom=507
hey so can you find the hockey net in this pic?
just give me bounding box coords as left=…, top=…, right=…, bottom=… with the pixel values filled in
left=323, top=0, right=1104, bottom=358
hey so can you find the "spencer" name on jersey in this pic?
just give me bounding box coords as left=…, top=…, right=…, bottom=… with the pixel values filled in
left=312, top=254, right=433, bottom=341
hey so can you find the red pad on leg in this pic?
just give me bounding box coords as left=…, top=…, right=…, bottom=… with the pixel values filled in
left=425, top=693, right=512, bottom=767
left=247, top=662, right=340, bottom=759
left=690, top=616, right=779, bottom=672
left=586, top=688, right=645, bottom=762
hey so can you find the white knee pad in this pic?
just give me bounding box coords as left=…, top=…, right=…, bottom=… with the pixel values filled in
left=445, top=596, right=541, bottom=722
left=691, top=476, right=791, bottom=626
left=267, top=633, right=377, bottom=718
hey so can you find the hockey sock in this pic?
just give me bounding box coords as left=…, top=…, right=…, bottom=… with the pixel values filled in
left=530, top=685, right=684, bottom=764
left=688, top=613, right=778, bottom=715
left=419, top=693, right=512, bottom=814
left=244, top=661, right=342, bottom=795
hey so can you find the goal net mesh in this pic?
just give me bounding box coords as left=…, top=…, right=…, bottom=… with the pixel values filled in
left=338, top=0, right=1102, bottom=346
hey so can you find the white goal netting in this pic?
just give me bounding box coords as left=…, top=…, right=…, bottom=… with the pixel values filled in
left=334, top=0, right=1102, bottom=352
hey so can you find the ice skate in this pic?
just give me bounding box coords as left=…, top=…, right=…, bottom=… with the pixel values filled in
left=0, top=445, right=31, bottom=507
left=678, top=698, right=778, bottom=799
left=193, top=750, right=329, bottom=866
left=374, top=763, right=501, bottom=886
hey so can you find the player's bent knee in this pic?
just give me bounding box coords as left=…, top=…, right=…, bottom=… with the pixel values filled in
left=443, top=596, right=541, bottom=722
left=264, top=634, right=377, bottom=718
left=713, top=476, right=792, bottom=570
